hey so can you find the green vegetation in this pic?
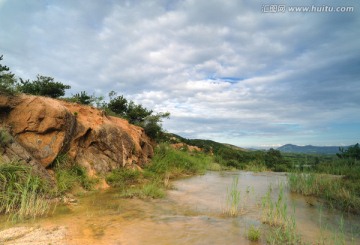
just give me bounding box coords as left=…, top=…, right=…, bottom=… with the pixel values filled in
left=0, top=127, right=12, bottom=148
left=0, top=162, right=51, bottom=221
left=53, top=154, right=97, bottom=195
left=70, top=91, right=98, bottom=105
left=224, top=176, right=242, bottom=217
left=337, top=143, right=360, bottom=161
left=0, top=154, right=98, bottom=221
left=264, top=148, right=291, bottom=171
left=0, top=55, right=17, bottom=95
left=288, top=172, right=360, bottom=213
left=106, top=143, right=214, bottom=199
left=244, top=160, right=268, bottom=172
left=285, top=143, right=360, bottom=213
left=18, top=75, right=71, bottom=98
left=147, top=143, right=212, bottom=177
left=247, top=225, right=261, bottom=242
left=166, top=134, right=291, bottom=172
left=261, top=184, right=301, bottom=244
left=105, top=91, right=170, bottom=141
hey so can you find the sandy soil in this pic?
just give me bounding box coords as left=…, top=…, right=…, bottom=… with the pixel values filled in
left=0, top=226, right=68, bottom=245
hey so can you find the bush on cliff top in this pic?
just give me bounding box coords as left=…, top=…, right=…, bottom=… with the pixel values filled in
left=17, top=75, right=71, bottom=98
left=0, top=55, right=17, bottom=95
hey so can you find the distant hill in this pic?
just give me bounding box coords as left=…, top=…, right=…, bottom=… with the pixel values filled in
left=165, top=133, right=247, bottom=153
left=222, top=143, right=249, bottom=152
left=277, top=144, right=347, bottom=154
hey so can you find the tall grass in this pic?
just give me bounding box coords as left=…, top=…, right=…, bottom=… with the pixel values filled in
left=261, top=183, right=301, bottom=244
left=224, top=176, right=243, bottom=217
left=0, top=161, right=51, bottom=220
left=54, top=154, right=97, bottom=194
left=106, top=143, right=214, bottom=199
left=146, top=143, right=212, bottom=178
left=288, top=172, right=360, bottom=213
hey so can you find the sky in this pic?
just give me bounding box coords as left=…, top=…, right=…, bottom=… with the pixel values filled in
left=0, top=0, right=359, bottom=148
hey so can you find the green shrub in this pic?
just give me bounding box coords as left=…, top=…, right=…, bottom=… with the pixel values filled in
left=17, top=75, right=70, bottom=98
left=0, top=55, right=17, bottom=95
left=71, top=91, right=95, bottom=105
left=0, top=128, right=12, bottom=147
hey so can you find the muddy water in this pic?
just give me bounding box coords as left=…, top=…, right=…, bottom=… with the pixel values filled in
left=2, top=171, right=360, bottom=244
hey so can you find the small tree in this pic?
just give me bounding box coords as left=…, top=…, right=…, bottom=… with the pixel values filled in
left=107, top=95, right=128, bottom=116
left=18, top=75, right=70, bottom=98
left=141, top=112, right=170, bottom=140
left=126, top=101, right=153, bottom=124
left=106, top=92, right=170, bottom=141
left=0, top=55, right=17, bottom=95
left=71, top=91, right=96, bottom=105
left=265, top=148, right=289, bottom=171
left=337, top=143, right=360, bottom=162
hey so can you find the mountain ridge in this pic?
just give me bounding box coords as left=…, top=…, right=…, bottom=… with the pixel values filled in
left=277, top=144, right=349, bottom=154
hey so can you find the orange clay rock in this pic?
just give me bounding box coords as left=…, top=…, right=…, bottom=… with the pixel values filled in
left=0, top=94, right=153, bottom=174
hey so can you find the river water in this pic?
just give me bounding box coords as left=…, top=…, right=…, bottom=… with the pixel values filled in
left=1, top=171, right=360, bottom=244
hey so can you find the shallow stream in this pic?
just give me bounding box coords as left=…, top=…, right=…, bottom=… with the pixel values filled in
left=1, top=171, right=360, bottom=244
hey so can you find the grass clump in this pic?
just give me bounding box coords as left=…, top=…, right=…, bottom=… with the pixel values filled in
left=106, top=167, right=165, bottom=199
left=261, top=183, right=301, bottom=244
left=0, top=161, right=51, bottom=220
left=54, top=154, right=97, bottom=195
left=223, top=176, right=243, bottom=217
left=106, top=168, right=141, bottom=188
left=247, top=225, right=261, bottom=242
left=119, top=181, right=165, bottom=199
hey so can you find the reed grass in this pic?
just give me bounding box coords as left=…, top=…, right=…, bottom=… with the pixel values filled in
left=261, top=183, right=301, bottom=244
left=288, top=172, right=360, bottom=213
left=0, top=161, right=51, bottom=221
left=223, top=176, right=243, bottom=217
left=54, top=154, right=97, bottom=194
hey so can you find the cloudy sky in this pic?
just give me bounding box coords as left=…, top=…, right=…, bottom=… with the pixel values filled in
left=1, top=0, right=359, bottom=148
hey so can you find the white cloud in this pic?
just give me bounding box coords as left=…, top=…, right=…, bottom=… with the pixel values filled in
left=1, top=0, right=359, bottom=146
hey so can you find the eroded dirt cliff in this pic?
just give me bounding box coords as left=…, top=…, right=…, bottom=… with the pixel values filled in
left=0, top=94, right=154, bottom=176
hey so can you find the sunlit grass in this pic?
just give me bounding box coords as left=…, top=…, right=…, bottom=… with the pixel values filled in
left=247, top=225, right=261, bottom=242
left=0, top=161, right=51, bottom=221
left=106, top=143, right=214, bottom=199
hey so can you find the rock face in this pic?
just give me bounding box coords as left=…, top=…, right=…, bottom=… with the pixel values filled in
left=0, top=94, right=154, bottom=175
